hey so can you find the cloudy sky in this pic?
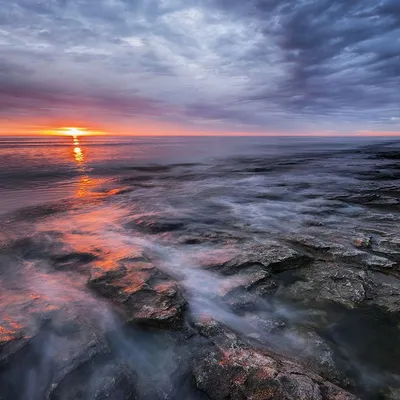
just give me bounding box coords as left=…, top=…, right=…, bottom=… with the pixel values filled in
left=1, top=0, right=399, bottom=135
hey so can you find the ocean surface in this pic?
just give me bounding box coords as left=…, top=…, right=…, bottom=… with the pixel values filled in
left=0, top=135, right=396, bottom=213
left=0, top=135, right=399, bottom=399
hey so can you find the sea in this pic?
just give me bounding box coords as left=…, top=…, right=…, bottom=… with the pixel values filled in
left=0, top=135, right=399, bottom=399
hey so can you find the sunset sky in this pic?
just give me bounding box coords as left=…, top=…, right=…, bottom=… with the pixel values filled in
left=1, top=0, right=399, bottom=136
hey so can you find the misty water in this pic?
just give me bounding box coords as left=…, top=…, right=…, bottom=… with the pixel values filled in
left=0, top=136, right=399, bottom=399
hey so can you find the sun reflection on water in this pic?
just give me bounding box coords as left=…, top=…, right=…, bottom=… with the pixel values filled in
left=71, top=135, right=95, bottom=197
left=76, top=176, right=96, bottom=197
left=72, top=136, right=85, bottom=165
left=74, top=146, right=84, bottom=163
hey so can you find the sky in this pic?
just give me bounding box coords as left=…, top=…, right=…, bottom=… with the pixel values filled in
left=0, top=0, right=399, bottom=136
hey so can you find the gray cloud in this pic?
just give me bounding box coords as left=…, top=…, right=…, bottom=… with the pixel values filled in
left=0, top=0, right=399, bottom=133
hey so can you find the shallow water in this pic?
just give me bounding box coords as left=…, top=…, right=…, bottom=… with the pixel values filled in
left=0, top=135, right=399, bottom=399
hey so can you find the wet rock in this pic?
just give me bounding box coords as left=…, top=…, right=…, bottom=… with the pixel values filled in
left=0, top=291, right=54, bottom=367
left=371, top=236, right=400, bottom=257
left=283, top=234, right=332, bottom=256
left=201, top=241, right=313, bottom=274
left=353, top=236, right=371, bottom=249
left=283, top=234, right=397, bottom=271
left=283, top=262, right=375, bottom=309
left=47, top=332, right=111, bottom=398
left=49, top=362, right=137, bottom=400
left=88, top=260, right=186, bottom=328
left=0, top=316, right=111, bottom=400
left=0, top=319, right=33, bottom=366
left=192, top=319, right=359, bottom=400
left=284, top=328, right=348, bottom=387
left=367, top=272, right=400, bottom=312
left=330, top=193, right=400, bottom=210
left=385, top=388, right=400, bottom=400
left=126, top=216, right=186, bottom=234
left=51, top=251, right=98, bottom=269
left=219, top=265, right=279, bottom=310
left=220, top=265, right=271, bottom=295
left=326, top=245, right=396, bottom=271
left=10, top=232, right=66, bottom=260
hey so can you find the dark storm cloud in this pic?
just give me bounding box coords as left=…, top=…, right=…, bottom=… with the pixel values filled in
left=0, top=0, right=399, bottom=133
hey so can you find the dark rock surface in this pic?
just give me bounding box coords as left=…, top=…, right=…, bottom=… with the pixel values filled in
left=199, top=241, right=313, bottom=274
left=282, top=262, right=374, bottom=308
left=49, top=361, right=137, bottom=400
left=192, top=318, right=359, bottom=400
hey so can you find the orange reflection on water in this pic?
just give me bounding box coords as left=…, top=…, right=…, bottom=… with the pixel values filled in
left=0, top=318, right=24, bottom=342
left=76, top=175, right=96, bottom=198
left=73, top=136, right=84, bottom=161
left=71, top=135, right=92, bottom=197
left=74, top=146, right=84, bottom=163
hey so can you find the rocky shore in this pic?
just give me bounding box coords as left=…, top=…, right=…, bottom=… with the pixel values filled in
left=0, top=141, right=399, bottom=399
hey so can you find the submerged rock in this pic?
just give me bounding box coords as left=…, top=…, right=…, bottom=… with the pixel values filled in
left=49, top=362, right=137, bottom=400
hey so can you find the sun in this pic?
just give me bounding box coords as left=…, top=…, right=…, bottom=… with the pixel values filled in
left=64, top=127, right=85, bottom=136
left=40, top=126, right=105, bottom=136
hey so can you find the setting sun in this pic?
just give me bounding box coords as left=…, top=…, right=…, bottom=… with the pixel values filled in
left=65, top=127, right=83, bottom=136
left=39, top=126, right=105, bottom=136
left=61, top=127, right=90, bottom=136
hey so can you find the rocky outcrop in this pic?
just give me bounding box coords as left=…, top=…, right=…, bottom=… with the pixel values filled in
left=192, top=318, right=359, bottom=400
left=199, top=241, right=313, bottom=275
left=282, top=262, right=374, bottom=309
left=368, top=271, right=400, bottom=312
left=283, top=234, right=398, bottom=272
left=88, top=259, right=186, bottom=328
left=280, top=261, right=400, bottom=313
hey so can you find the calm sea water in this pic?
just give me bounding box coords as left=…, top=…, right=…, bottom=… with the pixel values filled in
left=0, top=135, right=393, bottom=214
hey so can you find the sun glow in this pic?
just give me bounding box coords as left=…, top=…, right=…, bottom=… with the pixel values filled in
left=40, top=126, right=105, bottom=136
left=60, top=127, right=90, bottom=136
left=66, top=127, right=83, bottom=136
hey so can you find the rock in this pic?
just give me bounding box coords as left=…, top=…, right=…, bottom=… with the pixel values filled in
left=367, top=272, right=400, bottom=312
left=324, top=244, right=396, bottom=271
left=283, top=234, right=332, bottom=257
left=385, top=388, right=400, bottom=400
left=219, top=264, right=279, bottom=310
left=353, top=236, right=371, bottom=249
left=363, top=254, right=397, bottom=270
left=192, top=319, right=359, bottom=400
left=0, top=315, right=112, bottom=400
left=200, top=241, right=313, bottom=275
left=283, top=262, right=375, bottom=309
left=371, top=236, right=400, bottom=257
left=283, top=328, right=348, bottom=387
left=0, top=289, right=56, bottom=367
left=125, top=216, right=186, bottom=234
left=88, top=260, right=186, bottom=328
left=0, top=318, right=33, bottom=366
left=49, top=362, right=137, bottom=400
left=283, top=235, right=397, bottom=272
